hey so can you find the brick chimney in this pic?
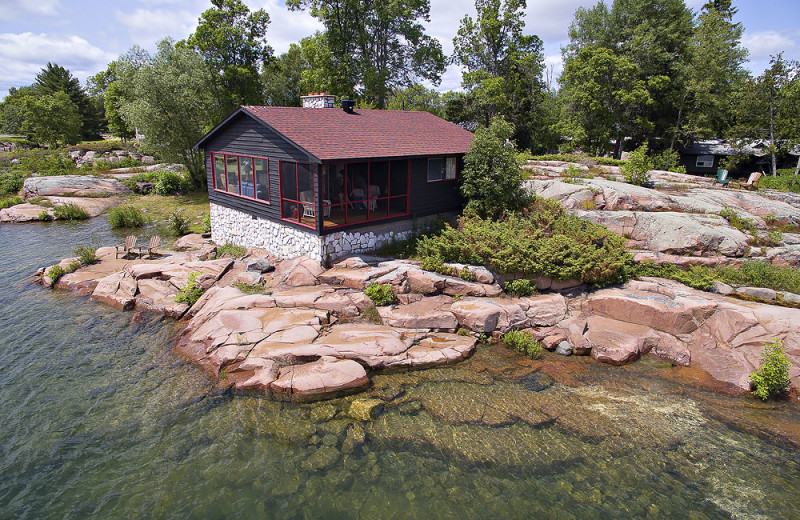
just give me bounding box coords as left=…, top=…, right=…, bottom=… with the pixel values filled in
left=301, top=93, right=336, bottom=108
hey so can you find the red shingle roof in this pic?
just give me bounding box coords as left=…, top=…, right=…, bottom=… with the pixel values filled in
left=241, top=106, right=474, bottom=161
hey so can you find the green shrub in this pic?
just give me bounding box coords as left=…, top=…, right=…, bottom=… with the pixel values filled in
left=759, top=170, right=800, bottom=193
left=73, top=244, right=97, bottom=265
left=630, top=261, right=717, bottom=291
left=749, top=339, right=791, bottom=401
left=215, top=243, right=247, bottom=258
left=0, top=195, right=24, bottom=209
left=456, top=328, right=471, bottom=336
left=719, top=206, right=757, bottom=234
left=621, top=144, right=653, bottom=186
left=650, top=148, right=686, bottom=173
left=531, top=153, right=625, bottom=166
left=154, top=171, right=186, bottom=195
left=459, top=268, right=477, bottom=282
left=65, top=261, right=81, bottom=273
left=175, top=271, right=205, bottom=307
left=460, top=116, right=528, bottom=218
left=167, top=210, right=191, bottom=236
left=504, top=279, right=535, bottom=297
left=0, top=170, right=26, bottom=196
left=503, top=329, right=542, bottom=359
left=38, top=210, right=53, bottom=221
left=364, top=283, right=397, bottom=306
left=417, top=197, right=632, bottom=288
left=201, top=213, right=211, bottom=233
left=563, top=164, right=594, bottom=180
left=11, top=150, right=76, bottom=177
left=53, top=203, right=88, bottom=221
left=46, top=265, right=65, bottom=287
left=107, top=205, right=145, bottom=228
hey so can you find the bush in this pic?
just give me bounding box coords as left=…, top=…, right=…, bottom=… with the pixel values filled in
left=420, top=256, right=457, bottom=277
left=38, top=210, right=53, bottom=221
left=651, top=148, right=686, bottom=173
left=0, top=170, right=26, bottom=196
left=201, top=213, right=211, bottom=234
left=460, top=116, right=528, bottom=218
left=65, top=261, right=81, bottom=273
left=53, top=203, right=88, bottom=221
left=719, top=206, right=757, bottom=235
left=417, top=197, right=632, bottom=288
left=107, top=205, right=145, bottom=228
left=46, top=265, right=65, bottom=287
left=622, top=144, right=653, bottom=186
left=749, top=339, right=791, bottom=401
left=531, top=153, right=625, bottom=166
left=630, top=261, right=717, bottom=291
left=215, top=243, right=247, bottom=258
left=175, top=271, right=205, bottom=307
left=73, top=244, right=97, bottom=265
left=166, top=211, right=190, bottom=236
left=0, top=195, right=24, bottom=209
left=154, top=171, right=186, bottom=195
left=364, top=283, right=397, bottom=306
left=233, top=281, right=269, bottom=294
left=503, top=330, right=542, bottom=359
left=504, top=279, right=535, bottom=297
left=759, top=169, right=800, bottom=193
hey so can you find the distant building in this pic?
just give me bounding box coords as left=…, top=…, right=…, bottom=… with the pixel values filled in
left=193, top=94, right=474, bottom=264
left=678, top=139, right=799, bottom=175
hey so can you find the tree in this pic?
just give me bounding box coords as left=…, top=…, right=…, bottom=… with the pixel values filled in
left=559, top=47, right=652, bottom=158
left=120, top=39, right=216, bottom=186
left=451, top=0, right=548, bottom=150
left=288, top=0, right=445, bottom=107
left=676, top=0, right=748, bottom=143
left=34, top=62, right=102, bottom=140
left=460, top=116, right=527, bottom=218
left=386, top=84, right=444, bottom=115
left=20, top=92, right=82, bottom=147
left=0, top=86, right=37, bottom=134
left=261, top=43, right=308, bottom=107
left=728, top=54, right=800, bottom=176
left=186, top=0, right=272, bottom=118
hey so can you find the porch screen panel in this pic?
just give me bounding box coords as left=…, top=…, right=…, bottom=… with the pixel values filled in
left=226, top=156, right=239, bottom=194
left=213, top=154, right=226, bottom=190
left=280, top=161, right=316, bottom=228
left=254, top=158, right=269, bottom=202
left=240, top=157, right=254, bottom=198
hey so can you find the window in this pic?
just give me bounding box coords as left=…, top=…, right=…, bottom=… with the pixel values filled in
left=280, top=161, right=316, bottom=228
left=211, top=152, right=270, bottom=203
left=427, top=157, right=457, bottom=182
left=321, top=159, right=409, bottom=229
left=696, top=155, right=714, bottom=168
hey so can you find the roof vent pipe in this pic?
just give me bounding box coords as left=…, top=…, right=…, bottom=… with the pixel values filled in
left=342, top=99, right=355, bottom=114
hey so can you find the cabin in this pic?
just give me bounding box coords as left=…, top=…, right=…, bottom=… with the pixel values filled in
left=193, top=94, right=474, bottom=264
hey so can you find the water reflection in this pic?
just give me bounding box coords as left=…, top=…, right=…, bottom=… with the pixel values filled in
left=1, top=219, right=799, bottom=519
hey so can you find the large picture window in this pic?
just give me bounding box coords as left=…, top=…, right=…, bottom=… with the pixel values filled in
left=280, top=161, right=316, bottom=228
left=696, top=155, right=714, bottom=168
left=211, top=152, right=270, bottom=203
left=321, top=159, right=409, bottom=229
left=427, top=157, right=457, bottom=182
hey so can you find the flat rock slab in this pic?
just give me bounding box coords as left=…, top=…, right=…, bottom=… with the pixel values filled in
left=270, top=358, right=370, bottom=399
left=45, top=196, right=123, bottom=217
left=23, top=175, right=131, bottom=197
left=0, top=203, right=53, bottom=222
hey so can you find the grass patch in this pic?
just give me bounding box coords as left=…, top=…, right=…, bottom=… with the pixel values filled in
left=121, top=191, right=209, bottom=234
left=0, top=195, right=24, bottom=209
left=53, top=203, right=88, bottom=221
left=107, top=205, right=145, bottom=228
left=216, top=243, right=247, bottom=259
left=232, top=281, right=270, bottom=294
left=362, top=303, right=383, bottom=324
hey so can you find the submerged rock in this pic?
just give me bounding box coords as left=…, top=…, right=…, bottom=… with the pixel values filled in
left=348, top=399, right=385, bottom=421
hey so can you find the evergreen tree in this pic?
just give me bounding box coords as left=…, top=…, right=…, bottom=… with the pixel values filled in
left=34, top=62, right=102, bottom=140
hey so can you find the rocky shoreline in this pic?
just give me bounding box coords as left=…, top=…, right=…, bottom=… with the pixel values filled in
left=35, top=233, right=800, bottom=401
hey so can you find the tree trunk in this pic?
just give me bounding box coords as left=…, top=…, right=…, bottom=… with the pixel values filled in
left=613, top=136, right=623, bottom=160
left=770, top=83, right=777, bottom=176
left=794, top=154, right=800, bottom=176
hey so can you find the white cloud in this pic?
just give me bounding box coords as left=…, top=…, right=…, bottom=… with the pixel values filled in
left=254, top=0, right=323, bottom=54
left=742, top=30, right=798, bottom=60
left=0, top=0, right=61, bottom=20
left=0, top=32, right=117, bottom=96
left=112, top=6, right=200, bottom=47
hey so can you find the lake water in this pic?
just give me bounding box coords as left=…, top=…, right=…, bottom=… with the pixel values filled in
left=2, top=219, right=800, bottom=520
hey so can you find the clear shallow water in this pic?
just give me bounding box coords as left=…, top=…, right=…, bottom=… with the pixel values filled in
left=2, top=220, right=800, bottom=520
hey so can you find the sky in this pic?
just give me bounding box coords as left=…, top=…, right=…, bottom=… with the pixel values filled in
left=1, top=0, right=799, bottom=101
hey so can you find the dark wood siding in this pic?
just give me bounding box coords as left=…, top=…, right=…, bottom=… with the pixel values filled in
left=409, top=156, right=463, bottom=216
left=203, top=113, right=321, bottom=232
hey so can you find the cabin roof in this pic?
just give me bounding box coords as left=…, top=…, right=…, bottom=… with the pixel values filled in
left=195, top=106, right=474, bottom=161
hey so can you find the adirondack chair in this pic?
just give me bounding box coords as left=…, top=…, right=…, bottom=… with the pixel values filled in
left=741, top=171, right=762, bottom=190
left=136, top=235, right=161, bottom=259
left=714, top=168, right=730, bottom=186
left=115, top=235, right=137, bottom=259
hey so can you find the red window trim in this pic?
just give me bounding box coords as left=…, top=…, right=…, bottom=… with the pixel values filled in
left=320, top=159, right=410, bottom=230
left=279, top=160, right=317, bottom=230
left=426, top=156, right=458, bottom=183
left=210, top=151, right=271, bottom=204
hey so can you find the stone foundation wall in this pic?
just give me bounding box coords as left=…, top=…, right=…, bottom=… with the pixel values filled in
left=210, top=203, right=324, bottom=262
left=211, top=204, right=455, bottom=265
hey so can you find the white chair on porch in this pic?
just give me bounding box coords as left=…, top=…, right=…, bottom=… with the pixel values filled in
left=368, top=185, right=380, bottom=211
left=299, top=190, right=315, bottom=219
